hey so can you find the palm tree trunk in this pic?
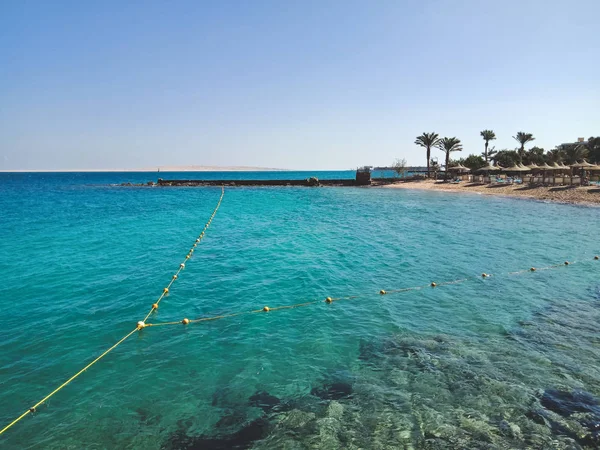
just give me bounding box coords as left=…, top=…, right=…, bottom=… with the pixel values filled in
left=426, top=146, right=431, bottom=178
left=444, top=151, right=450, bottom=181
left=484, top=142, right=488, bottom=163
left=519, top=145, right=524, bottom=163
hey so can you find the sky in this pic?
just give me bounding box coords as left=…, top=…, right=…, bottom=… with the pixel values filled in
left=1, top=0, right=599, bottom=170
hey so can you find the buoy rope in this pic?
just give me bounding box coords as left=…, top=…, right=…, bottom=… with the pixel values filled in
left=0, top=187, right=225, bottom=436
left=144, top=257, right=598, bottom=329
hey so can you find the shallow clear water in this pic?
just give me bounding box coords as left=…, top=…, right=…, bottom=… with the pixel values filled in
left=0, top=173, right=599, bottom=449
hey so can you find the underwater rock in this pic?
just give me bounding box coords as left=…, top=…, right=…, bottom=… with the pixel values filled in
left=541, top=389, right=600, bottom=417
left=275, top=409, right=316, bottom=430
left=326, top=400, right=344, bottom=420
left=311, top=381, right=353, bottom=401
left=214, top=410, right=247, bottom=433
left=498, top=419, right=522, bottom=440
left=313, top=417, right=342, bottom=448
left=358, top=339, right=380, bottom=362
left=529, top=390, right=600, bottom=449
left=164, top=417, right=270, bottom=450
left=248, top=391, right=281, bottom=413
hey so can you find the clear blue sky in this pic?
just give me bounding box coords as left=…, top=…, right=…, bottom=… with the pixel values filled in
left=1, top=0, right=598, bottom=170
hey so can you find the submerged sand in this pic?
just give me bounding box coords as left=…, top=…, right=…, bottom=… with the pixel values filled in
left=378, top=179, right=600, bottom=206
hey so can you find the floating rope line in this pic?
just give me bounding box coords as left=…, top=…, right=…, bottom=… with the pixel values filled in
left=0, top=187, right=225, bottom=436
left=143, top=257, right=598, bottom=330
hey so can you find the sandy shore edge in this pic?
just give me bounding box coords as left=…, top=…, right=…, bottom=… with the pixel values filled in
left=377, top=179, right=600, bottom=206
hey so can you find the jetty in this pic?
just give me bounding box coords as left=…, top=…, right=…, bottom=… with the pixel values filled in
left=155, top=167, right=375, bottom=187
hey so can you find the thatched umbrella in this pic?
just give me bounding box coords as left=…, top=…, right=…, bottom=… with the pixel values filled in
left=501, top=164, right=528, bottom=182
left=525, top=163, right=542, bottom=183
left=448, top=164, right=470, bottom=180
left=476, top=164, right=503, bottom=172
left=536, top=163, right=555, bottom=185
left=450, top=163, right=470, bottom=172
left=475, top=164, right=502, bottom=183
left=570, top=160, right=595, bottom=185
left=571, top=160, right=595, bottom=168
left=551, top=162, right=567, bottom=185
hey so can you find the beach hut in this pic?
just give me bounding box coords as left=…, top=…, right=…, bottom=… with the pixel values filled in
left=536, top=163, right=555, bottom=185
left=551, top=162, right=569, bottom=185
left=448, top=164, right=471, bottom=181
left=526, top=163, right=542, bottom=184
left=502, top=164, right=529, bottom=183
left=570, top=160, right=595, bottom=185
left=475, top=164, right=502, bottom=183
left=516, top=163, right=532, bottom=183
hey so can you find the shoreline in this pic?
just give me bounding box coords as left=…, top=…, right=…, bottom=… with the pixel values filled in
left=377, top=179, right=600, bottom=206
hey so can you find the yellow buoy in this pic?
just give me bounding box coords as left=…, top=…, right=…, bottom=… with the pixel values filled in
left=482, top=273, right=488, bottom=278
left=152, top=303, right=158, bottom=309
left=186, top=255, right=190, bottom=259
left=29, top=407, right=36, bottom=413
left=172, top=274, right=178, bottom=280
left=137, top=321, right=146, bottom=330
left=196, top=238, right=200, bottom=243
left=595, top=256, right=599, bottom=260
left=564, top=261, right=570, bottom=265
left=182, top=318, right=190, bottom=325
left=431, top=282, right=437, bottom=287
left=325, top=297, right=332, bottom=303
left=180, top=263, right=185, bottom=269
left=163, top=288, right=169, bottom=294
left=379, top=290, right=386, bottom=295
left=263, top=306, right=270, bottom=312
left=530, top=267, right=536, bottom=272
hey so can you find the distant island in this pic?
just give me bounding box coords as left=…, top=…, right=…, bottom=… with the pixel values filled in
left=0, top=165, right=288, bottom=173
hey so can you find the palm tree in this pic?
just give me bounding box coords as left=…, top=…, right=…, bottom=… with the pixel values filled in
left=480, top=130, right=496, bottom=163
left=415, top=132, right=440, bottom=178
left=435, top=137, right=463, bottom=181
left=546, top=148, right=565, bottom=164
left=561, top=143, right=589, bottom=165
left=578, top=137, right=600, bottom=163
left=512, top=132, right=535, bottom=163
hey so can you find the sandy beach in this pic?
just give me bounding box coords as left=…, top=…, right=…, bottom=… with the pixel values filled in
left=378, top=179, right=600, bottom=206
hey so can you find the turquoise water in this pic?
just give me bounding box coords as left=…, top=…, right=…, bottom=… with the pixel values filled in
left=1, top=173, right=599, bottom=449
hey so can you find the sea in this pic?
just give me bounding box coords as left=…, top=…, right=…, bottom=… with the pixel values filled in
left=1, top=171, right=599, bottom=449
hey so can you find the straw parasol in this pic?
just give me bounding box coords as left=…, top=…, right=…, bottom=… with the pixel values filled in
left=518, top=163, right=531, bottom=172
left=570, top=160, right=596, bottom=185
left=474, top=164, right=502, bottom=182
left=504, top=163, right=529, bottom=173
left=551, top=162, right=568, bottom=184
left=475, top=164, right=502, bottom=172
left=533, top=163, right=555, bottom=185
left=448, top=163, right=470, bottom=172
left=570, top=160, right=595, bottom=168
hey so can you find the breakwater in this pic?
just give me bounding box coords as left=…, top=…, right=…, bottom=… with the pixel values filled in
left=155, top=178, right=358, bottom=187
